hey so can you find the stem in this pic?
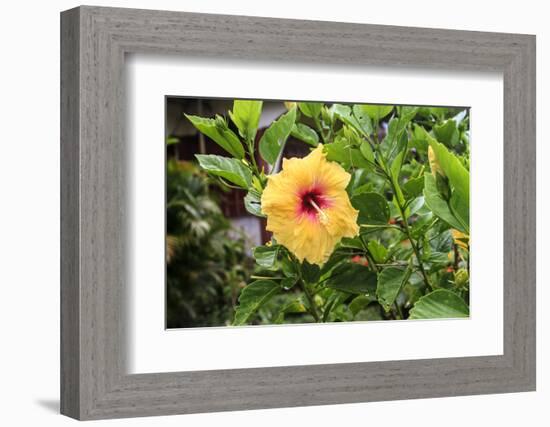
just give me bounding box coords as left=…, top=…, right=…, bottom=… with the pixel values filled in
left=246, top=139, right=262, bottom=177
left=299, top=279, right=320, bottom=322
left=385, top=162, right=433, bottom=289
left=400, top=209, right=432, bottom=289
left=360, top=224, right=403, bottom=231
left=453, top=243, right=460, bottom=270
left=313, top=116, right=327, bottom=144
left=359, top=235, right=379, bottom=273
left=394, top=302, right=405, bottom=320
left=375, top=262, right=409, bottom=267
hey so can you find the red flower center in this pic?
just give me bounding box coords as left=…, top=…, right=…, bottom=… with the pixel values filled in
left=298, top=186, right=331, bottom=220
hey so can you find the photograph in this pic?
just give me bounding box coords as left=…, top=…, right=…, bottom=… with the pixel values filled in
left=165, top=98, right=470, bottom=328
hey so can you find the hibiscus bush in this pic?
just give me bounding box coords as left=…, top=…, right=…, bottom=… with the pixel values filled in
left=184, top=100, right=470, bottom=325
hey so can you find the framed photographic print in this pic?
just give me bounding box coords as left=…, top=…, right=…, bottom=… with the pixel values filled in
left=61, top=6, right=536, bottom=420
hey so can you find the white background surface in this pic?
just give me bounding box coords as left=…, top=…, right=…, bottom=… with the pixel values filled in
left=128, top=56, right=503, bottom=373
left=0, top=0, right=546, bottom=426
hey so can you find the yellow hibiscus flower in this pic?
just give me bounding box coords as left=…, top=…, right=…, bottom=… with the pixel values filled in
left=261, top=145, right=359, bottom=265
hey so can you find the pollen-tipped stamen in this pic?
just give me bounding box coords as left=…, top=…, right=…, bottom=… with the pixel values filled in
left=308, top=198, right=329, bottom=225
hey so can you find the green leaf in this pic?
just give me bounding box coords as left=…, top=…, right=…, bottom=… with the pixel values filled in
left=298, top=102, right=322, bottom=118
left=409, top=289, right=469, bottom=319
left=359, top=104, right=393, bottom=121
left=390, top=149, right=405, bottom=182
left=301, top=261, right=321, bottom=284
left=325, top=140, right=371, bottom=170
left=424, top=174, right=467, bottom=233
left=400, top=106, right=419, bottom=123
left=280, top=256, right=298, bottom=278
left=195, top=154, right=252, bottom=189
left=359, top=141, right=375, bottom=163
left=253, top=245, right=280, bottom=269
left=291, top=123, right=319, bottom=147
left=233, top=280, right=281, bottom=325
left=367, top=240, right=387, bottom=263
left=273, top=299, right=306, bottom=323
left=331, top=104, right=372, bottom=137
left=229, top=100, right=263, bottom=142
left=377, top=267, right=411, bottom=312
left=403, top=175, right=425, bottom=198
left=340, top=236, right=364, bottom=250
left=409, top=124, right=430, bottom=155
left=381, top=107, right=417, bottom=161
left=359, top=141, right=374, bottom=163
left=387, top=122, right=410, bottom=163
left=430, top=229, right=453, bottom=253
left=349, top=295, right=375, bottom=316
left=352, top=192, right=390, bottom=225
left=433, top=119, right=459, bottom=147
left=423, top=128, right=469, bottom=208
left=281, top=277, right=299, bottom=290
left=244, top=191, right=265, bottom=217
left=407, top=196, right=425, bottom=216
left=325, top=263, right=377, bottom=295
left=259, top=107, right=297, bottom=164
left=347, top=168, right=369, bottom=196
left=185, top=114, right=245, bottom=159
left=449, top=192, right=470, bottom=232
left=351, top=105, right=374, bottom=135
left=423, top=251, right=450, bottom=267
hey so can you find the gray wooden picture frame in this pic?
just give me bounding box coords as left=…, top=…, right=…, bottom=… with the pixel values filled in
left=60, top=5, right=536, bottom=421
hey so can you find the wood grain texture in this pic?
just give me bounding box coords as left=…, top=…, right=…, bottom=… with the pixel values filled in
left=60, top=5, right=536, bottom=420
left=60, top=7, right=80, bottom=419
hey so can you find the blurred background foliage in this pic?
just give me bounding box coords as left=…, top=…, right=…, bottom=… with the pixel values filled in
left=166, top=160, right=254, bottom=328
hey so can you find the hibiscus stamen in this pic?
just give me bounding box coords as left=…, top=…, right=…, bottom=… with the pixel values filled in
left=308, top=198, right=329, bottom=225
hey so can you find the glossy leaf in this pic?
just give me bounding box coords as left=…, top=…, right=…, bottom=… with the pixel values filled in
left=331, top=104, right=371, bottom=136
left=229, top=100, right=263, bottom=142
left=325, top=263, right=377, bottom=295
left=291, top=123, right=319, bottom=147
left=352, top=192, right=390, bottom=225
left=433, top=119, right=459, bottom=147
left=359, top=104, right=394, bottom=121
left=403, top=175, right=425, bottom=198
left=259, top=107, right=297, bottom=164
left=273, top=299, right=306, bottom=323
left=298, top=102, right=322, bottom=118
left=377, top=267, right=411, bottom=312
left=424, top=173, right=468, bottom=233
left=381, top=107, right=417, bottom=161
left=185, top=114, right=244, bottom=158
left=324, top=140, right=371, bottom=170
left=301, top=261, right=321, bottom=284
left=359, top=141, right=375, bottom=163
left=449, top=192, right=470, bottom=232
left=233, top=280, right=281, bottom=325
left=422, top=127, right=470, bottom=208
left=367, top=240, right=387, bottom=263
left=253, top=245, right=280, bottom=269
left=352, top=105, right=374, bottom=135
left=349, top=295, right=376, bottom=316
left=195, top=154, right=252, bottom=189
left=409, top=289, right=469, bottom=319
left=244, top=190, right=264, bottom=217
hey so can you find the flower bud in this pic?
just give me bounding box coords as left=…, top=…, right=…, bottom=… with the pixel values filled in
left=454, top=268, right=469, bottom=288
